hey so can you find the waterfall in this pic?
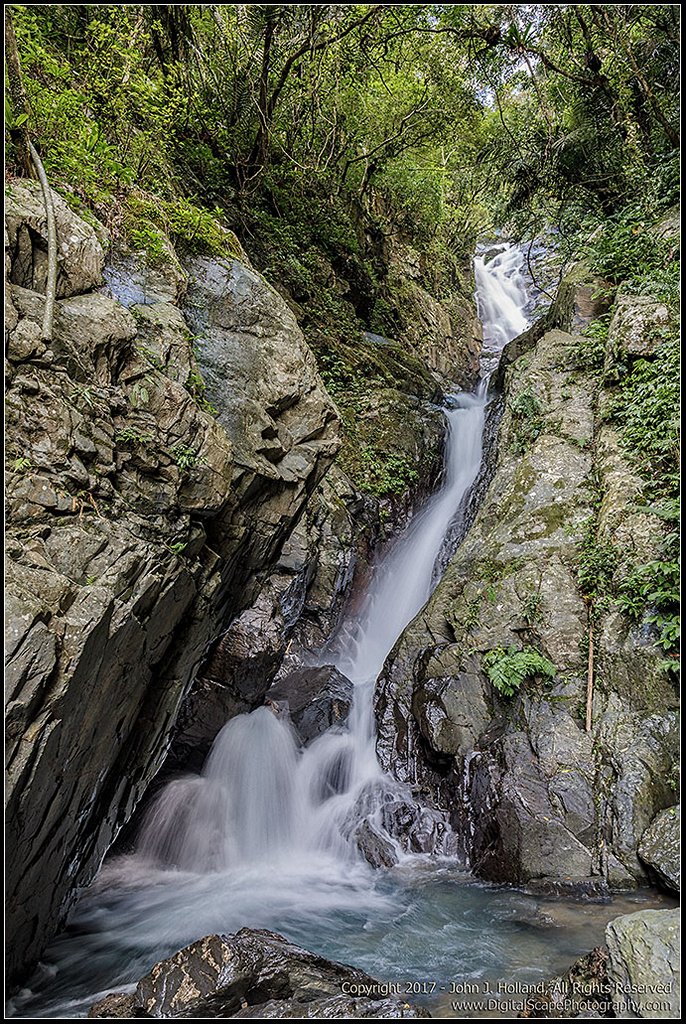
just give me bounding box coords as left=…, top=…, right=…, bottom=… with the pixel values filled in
left=473, top=243, right=530, bottom=390
left=134, top=399, right=495, bottom=878
left=474, top=244, right=529, bottom=355
left=9, top=244, right=538, bottom=1019
left=332, top=389, right=488, bottom=689
left=134, top=243, right=530, bottom=875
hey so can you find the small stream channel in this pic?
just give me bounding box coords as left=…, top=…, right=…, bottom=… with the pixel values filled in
left=8, top=244, right=674, bottom=1019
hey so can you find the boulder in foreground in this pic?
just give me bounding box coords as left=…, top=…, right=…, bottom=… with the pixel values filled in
left=88, top=929, right=430, bottom=1018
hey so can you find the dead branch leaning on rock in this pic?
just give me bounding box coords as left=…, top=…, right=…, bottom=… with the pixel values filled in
left=27, top=142, right=58, bottom=341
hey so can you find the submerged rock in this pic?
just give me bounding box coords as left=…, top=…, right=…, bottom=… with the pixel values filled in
left=88, top=929, right=430, bottom=1019
left=521, top=907, right=681, bottom=1018
left=518, top=946, right=613, bottom=1018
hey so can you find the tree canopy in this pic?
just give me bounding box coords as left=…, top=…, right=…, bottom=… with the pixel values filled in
left=6, top=5, right=679, bottom=244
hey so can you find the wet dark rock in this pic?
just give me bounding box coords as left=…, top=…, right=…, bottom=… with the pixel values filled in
left=518, top=946, right=613, bottom=1019
left=462, top=724, right=596, bottom=885
left=266, top=665, right=354, bottom=745
left=88, top=929, right=430, bottom=1019
left=233, top=994, right=429, bottom=1017
left=379, top=792, right=456, bottom=856
left=89, top=993, right=144, bottom=1018
left=595, top=703, right=679, bottom=887
left=343, top=781, right=457, bottom=866
left=167, top=592, right=287, bottom=773
left=354, top=820, right=400, bottom=868
left=261, top=464, right=369, bottom=665
left=204, top=593, right=286, bottom=702
left=638, top=805, right=680, bottom=893
left=523, top=878, right=611, bottom=902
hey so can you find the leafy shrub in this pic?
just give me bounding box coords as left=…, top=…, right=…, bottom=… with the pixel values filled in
left=358, top=448, right=420, bottom=498
left=575, top=313, right=611, bottom=371
left=607, top=338, right=680, bottom=490
left=509, top=388, right=544, bottom=454
left=124, top=191, right=235, bottom=260
left=574, top=516, right=618, bottom=606
left=170, top=443, right=203, bottom=470
left=587, top=214, right=679, bottom=306
left=483, top=645, right=556, bottom=697
left=618, top=500, right=680, bottom=654
left=115, top=427, right=153, bottom=446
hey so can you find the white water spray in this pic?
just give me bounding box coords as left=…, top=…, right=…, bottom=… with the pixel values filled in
left=474, top=244, right=529, bottom=356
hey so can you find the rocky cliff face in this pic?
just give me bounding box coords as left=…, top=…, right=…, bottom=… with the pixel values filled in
left=4, top=180, right=341, bottom=985
left=375, top=272, right=679, bottom=892
left=381, top=237, right=482, bottom=390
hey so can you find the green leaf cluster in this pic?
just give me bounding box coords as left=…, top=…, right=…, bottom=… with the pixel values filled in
left=170, top=443, right=203, bottom=471
left=618, top=501, right=680, bottom=654
left=575, top=514, right=618, bottom=607
left=509, top=388, right=544, bottom=454
left=483, top=645, right=556, bottom=697
left=588, top=216, right=679, bottom=305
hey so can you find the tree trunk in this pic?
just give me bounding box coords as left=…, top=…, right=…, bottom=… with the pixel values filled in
left=5, top=8, right=33, bottom=176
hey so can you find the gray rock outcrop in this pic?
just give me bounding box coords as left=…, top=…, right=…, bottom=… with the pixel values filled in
left=375, top=313, right=678, bottom=890
left=638, top=805, right=680, bottom=893
left=5, top=184, right=340, bottom=986
left=6, top=179, right=105, bottom=297
left=606, top=909, right=680, bottom=1018
left=603, top=286, right=677, bottom=380
left=266, top=665, right=354, bottom=745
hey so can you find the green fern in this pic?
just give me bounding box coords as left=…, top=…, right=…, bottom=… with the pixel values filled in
left=483, top=645, right=556, bottom=697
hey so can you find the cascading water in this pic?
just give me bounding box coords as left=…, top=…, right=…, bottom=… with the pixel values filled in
left=15, top=243, right=652, bottom=1020
left=133, top=384, right=489, bottom=880
left=473, top=243, right=529, bottom=361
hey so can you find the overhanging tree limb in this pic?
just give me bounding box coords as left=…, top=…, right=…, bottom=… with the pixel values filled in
left=592, top=4, right=680, bottom=150
left=248, top=5, right=383, bottom=170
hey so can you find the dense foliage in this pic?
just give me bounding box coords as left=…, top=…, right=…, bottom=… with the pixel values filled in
left=6, top=5, right=679, bottom=263
left=6, top=4, right=679, bottom=637
left=572, top=208, right=680, bottom=661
